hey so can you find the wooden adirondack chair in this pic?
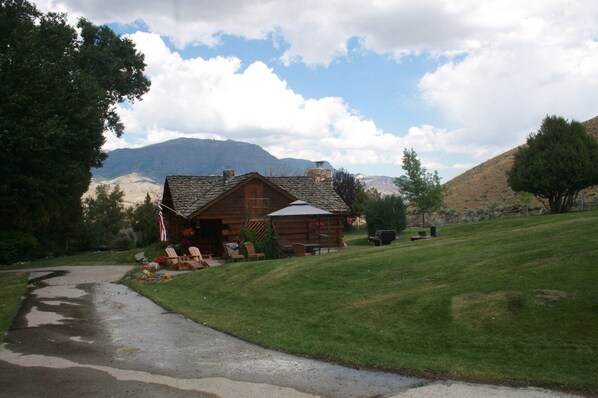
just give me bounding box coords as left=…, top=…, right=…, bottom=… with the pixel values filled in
left=188, top=246, right=211, bottom=268
left=243, top=242, right=265, bottom=261
left=165, top=247, right=198, bottom=271
left=223, top=242, right=245, bottom=262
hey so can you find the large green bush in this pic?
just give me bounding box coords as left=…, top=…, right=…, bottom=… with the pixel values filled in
left=364, top=195, right=407, bottom=236
left=0, top=231, right=38, bottom=264
left=508, top=115, right=598, bottom=213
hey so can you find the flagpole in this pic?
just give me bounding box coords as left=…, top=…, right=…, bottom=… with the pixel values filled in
left=158, top=204, right=168, bottom=242
left=158, top=202, right=189, bottom=219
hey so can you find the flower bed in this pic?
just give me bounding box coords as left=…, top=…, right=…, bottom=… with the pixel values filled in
left=130, top=265, right=175, bottom=283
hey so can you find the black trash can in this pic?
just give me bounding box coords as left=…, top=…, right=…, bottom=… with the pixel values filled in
left=430, top=225, right=437, bottom=237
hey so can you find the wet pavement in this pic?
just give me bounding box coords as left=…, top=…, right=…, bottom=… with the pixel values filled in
left=0, top=266, right=581, bottom=397
left=0, top=266, right=422, bottom=397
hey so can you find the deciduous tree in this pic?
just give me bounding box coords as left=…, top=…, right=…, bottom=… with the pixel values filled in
left=0, top=0, right=150, bottom=258
left=332, top=168, right=365, bottom=228
left=507, top=115, right=598, bottom=213
left=130, top=194, right=160, bottom=247
left=83, top=185, right=126, bottom=249
left=395, top=149, right=446, bottom=227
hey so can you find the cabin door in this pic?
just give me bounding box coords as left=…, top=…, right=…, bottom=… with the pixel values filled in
left=196, top=219, right=222, bottom=256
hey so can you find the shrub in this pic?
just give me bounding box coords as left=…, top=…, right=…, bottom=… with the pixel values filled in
left=240, top=226, right=276, bottom=259
left=108, top=228, right=136, bottom=250
left=364, top=195, right=407, bottom=236
left=0, top=231, right=38, bottom=264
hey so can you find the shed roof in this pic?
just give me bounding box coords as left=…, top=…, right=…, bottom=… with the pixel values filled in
left=267, top=200, right=332, bottom=217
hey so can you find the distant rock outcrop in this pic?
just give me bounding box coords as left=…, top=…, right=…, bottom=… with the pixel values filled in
left=356, top=174, right=399, bottom=196
left=84, top=173, right=162, bottom=207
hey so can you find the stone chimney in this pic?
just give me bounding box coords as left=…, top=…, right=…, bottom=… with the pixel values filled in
left=223, top=168, right=235, bottom=184
left=307, top=161, right=333, bottom=186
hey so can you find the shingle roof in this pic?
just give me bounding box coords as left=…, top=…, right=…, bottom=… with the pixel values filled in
left=164, top=173, right=349, bottom=217
left=267, top=176, right=349, bottom=213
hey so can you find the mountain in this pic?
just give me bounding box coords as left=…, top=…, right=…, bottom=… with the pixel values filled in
left=444, top=116, right=598, bottom=212
left=89, top=138, right=334, bottom=205
left=91, top=116, right=598, bottom=210
left=84, top=173, right=162, bottom=206
left=356, top=174, right=399, bottom=196
left=94, top=138, right=332, bottom=182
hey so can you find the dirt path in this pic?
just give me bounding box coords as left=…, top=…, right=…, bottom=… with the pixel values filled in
left=0, top=266, right=580, bottom=397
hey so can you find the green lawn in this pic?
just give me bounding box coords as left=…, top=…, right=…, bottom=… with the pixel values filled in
left=0, top=241, right=170, bottom=270
left=0, top=248, right=140, bottom=270
left=131, top=210, right=598, bottom=394
left=0, top=272, right=29, bottom=340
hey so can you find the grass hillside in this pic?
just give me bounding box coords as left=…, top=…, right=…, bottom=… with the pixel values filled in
left=444, top=116, right=598, bottom=212
left=0, top=273, right=29, bottom=340
left=132, top=210, right=598, bottom=394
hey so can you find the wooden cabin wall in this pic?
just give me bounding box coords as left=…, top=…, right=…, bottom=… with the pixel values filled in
left=199, top=185, right=245, bottom=242
left=263, top=184, right=293, bottom=214
left=272, top=215, right=345, bottom=246
left=196, top=182, right=295, bottom=244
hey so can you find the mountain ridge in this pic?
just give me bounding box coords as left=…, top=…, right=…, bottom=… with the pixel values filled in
left=94, top=137, right=332, bottom=182
left=91, top=116, right=598, bottom=211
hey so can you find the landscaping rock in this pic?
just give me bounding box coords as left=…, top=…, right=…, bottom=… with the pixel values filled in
left=134, top=251, right=147, bottom=263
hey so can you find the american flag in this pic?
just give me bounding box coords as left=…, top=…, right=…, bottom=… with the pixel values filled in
left=158, top=204, right=168, bottom=241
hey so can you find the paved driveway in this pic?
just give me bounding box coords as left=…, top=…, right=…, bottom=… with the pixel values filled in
left=0, top=266, right=579, bottom=397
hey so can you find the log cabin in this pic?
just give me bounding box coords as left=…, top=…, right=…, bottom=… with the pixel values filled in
left=161, top=164, right=350, bottom=257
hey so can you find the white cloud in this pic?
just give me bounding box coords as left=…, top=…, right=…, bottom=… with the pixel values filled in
left=111, top=33, right=427, bottom=168
left=32, top=0, right=598, bottom=179
left=32, top=0, right=536, bottom=66
left=420, top=41, right=598, bottom=144
left=418, top=1, right=598, bottom=153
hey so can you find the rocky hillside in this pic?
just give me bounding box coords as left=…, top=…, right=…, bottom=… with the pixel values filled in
left=443, top=116, right=598, bottom=212
left=356, top=174, right=399, bottom=196
left=84, top=173, right=163, bottom=207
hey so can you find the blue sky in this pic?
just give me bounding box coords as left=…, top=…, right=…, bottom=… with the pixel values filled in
left=137, top=32, right=441, bottom=134
left=33, top=1, right=598, bottom=181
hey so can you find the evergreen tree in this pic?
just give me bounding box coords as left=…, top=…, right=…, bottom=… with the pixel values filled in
left=508, top=115, right=598, bottom=213
left=131, top=194, right=160, bottom=247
